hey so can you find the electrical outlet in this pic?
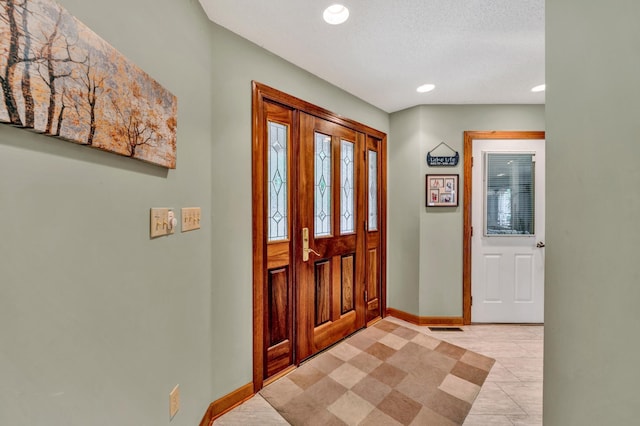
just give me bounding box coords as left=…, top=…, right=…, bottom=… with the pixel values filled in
left=169, top=384, right=180, bottom=419
left=181, top=207, right=201, bottom=232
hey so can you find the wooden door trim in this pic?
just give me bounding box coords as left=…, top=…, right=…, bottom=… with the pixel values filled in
left=252, top=81, right=387, bottom=391
left=253, top=82, right=386, bottom=140
left=462, top=131, right=545, bottom=325
left=252, top=83, right=266, bottom=392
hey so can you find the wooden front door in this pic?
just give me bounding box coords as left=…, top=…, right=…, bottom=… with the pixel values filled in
left=295, top=113, right=366, bottom=361
left=252, top=82, right=386, bottom=390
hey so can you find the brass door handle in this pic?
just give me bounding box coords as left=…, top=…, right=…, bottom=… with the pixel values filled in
left=302, top=228, right=320, bottom=261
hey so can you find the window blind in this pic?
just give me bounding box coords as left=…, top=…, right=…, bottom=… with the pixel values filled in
left=485, top=153, right=535, bottom=236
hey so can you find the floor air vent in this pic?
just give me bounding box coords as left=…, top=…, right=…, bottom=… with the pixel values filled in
left=428, top=327, right=463, bottom=332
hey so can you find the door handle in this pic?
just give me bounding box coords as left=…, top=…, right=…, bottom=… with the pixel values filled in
left=302, top=228, right=321, bottom=261
left=536, top=241, right=545, bottom=248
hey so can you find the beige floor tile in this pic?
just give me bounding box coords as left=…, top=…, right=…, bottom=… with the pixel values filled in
left=213, top=395, right=289, bottom=425
left=509, top=414, right=544, bottom=425
left=486, top=361, right=522, bottom=382
left=514, top=340, right=544, bottom=357
left=460, top=342, right=531, bottom=359
left=467, top=382, right=527, bottom=416
left=463, top=414, right=514, bottom=425
left=498, top=382, right=543, bottom=416
left=497, top=357, right=544, bottom=382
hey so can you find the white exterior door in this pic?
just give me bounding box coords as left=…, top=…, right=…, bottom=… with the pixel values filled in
left=471, top=138, right=545, bottom=323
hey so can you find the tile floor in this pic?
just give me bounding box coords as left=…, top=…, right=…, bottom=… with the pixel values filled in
left=214, top=317, right=543, bottom=426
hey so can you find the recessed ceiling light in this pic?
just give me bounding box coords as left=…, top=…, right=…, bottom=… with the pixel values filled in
left=323, top=4, right=349, bottom=25
left=531, top=84, right=546, bottom=92
left=417, top=84, right=435, bottom=93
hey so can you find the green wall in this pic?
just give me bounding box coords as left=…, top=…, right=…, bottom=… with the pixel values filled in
left=0, top=0, right=214, bottom=425
left=388, top=105, right=545, bottom=317
left=0, top=1, right=388, bottom=424
left=544, top=1, right=640, bottom=424
left=387, top=107, right=422, bottom=314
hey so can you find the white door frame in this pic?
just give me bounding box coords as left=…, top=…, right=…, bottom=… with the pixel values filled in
left=462, top=131, right=545, bottom=324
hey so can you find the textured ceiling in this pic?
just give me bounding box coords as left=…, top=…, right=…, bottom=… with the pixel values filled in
left=198, top=0, right=545, bottom=113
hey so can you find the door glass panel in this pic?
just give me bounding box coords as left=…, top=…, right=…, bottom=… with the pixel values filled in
left=368, top=150, right=378, bottom=231
left=315, top=132, right=332, bottom=237
left=485, top=153, right=535, bottom=236
left=267, top=121, right=288, bottom=241
left=340, top=140, right=355, bottom=234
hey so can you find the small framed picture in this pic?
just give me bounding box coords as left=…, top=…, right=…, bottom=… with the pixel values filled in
left=426, top=174, right=458, bottom=207
left=444, top=178, right=455, bottom=193
left=430, top=178, right=444, bottom=189
left=440, top=193, right=453, bottom=203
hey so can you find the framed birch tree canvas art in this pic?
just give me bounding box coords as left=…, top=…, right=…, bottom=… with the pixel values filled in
left=0, top=0, right=177, bottom=168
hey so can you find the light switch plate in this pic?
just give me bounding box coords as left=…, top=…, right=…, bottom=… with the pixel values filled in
left=150, top=208, right=176, bottom=238
left=169, top=384, right=180, bottom=419
left=181, top=207, right=201, bottom=232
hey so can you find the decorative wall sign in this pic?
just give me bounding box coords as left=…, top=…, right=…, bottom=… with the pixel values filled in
left=0, top=0, right=177, bottom=168
left=426, top=174, right=458, bottom=207
left=427, top=142, right=459, bottom=167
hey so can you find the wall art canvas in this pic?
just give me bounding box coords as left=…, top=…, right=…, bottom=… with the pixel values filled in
left=0, top=0, right=177, bottom=168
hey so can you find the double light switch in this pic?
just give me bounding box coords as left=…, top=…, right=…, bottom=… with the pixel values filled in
left=150, top=208, right=177, bottom=238
left=150, top=207, right=201, bottom=238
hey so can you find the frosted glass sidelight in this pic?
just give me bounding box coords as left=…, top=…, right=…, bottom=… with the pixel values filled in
left=267, top=121, right=288, bottom=241
left=340, top=140, right=355, bottom=234
left=368, top=150, right=378, bottom=231
left=315, top=133, right=332, bottom=237
left=485, top=153, right=535, bottom=236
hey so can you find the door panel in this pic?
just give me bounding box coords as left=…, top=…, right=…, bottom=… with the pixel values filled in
left=341, top=255, right=354, bottom=313
left=263, top=101, right=294, bottom=378
left=268, top=267, right=289, bottom=344
left=365, top=136, right=383, bottom=324
left=266, top=267, right=291, bottom=377
left=471, top=138, right=545, bottom=323
left=315, top=260, right=331, bottom=325
left=296, top=112, right=365, bottom=360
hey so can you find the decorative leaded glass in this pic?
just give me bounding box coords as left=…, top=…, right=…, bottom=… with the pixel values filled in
left=267, top=121, right=288, bottom=241
left=315, top=132, right=332, bottom=237
left=340, top=140, right=355, bottom=234
left=368, top=150, right=378, bottom=231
